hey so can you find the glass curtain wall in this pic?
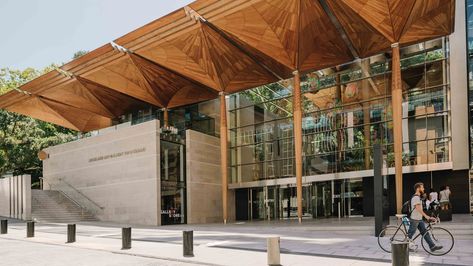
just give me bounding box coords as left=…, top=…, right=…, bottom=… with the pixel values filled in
left=127, top=101, right=218, bottom=139
left=229, top=37, right=450, bottom=184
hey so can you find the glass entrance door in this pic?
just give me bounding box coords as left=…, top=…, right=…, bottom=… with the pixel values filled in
left=344, top=178, right=364, bottom=217
left=250, top=186, right=279, bottom=220
left=251, top=187, right=265, bottom=220
left=314, top=181, right=332, bottom=218
left=278, top=185, right=312, bottom=219
left=333, top=180, right=345, bottom=218
left=279, top=186, right=296, bottom=219
left=160, top=140, right=186, bottom=225
left=314, top=179, right=364, bottom=218
left=266, top=186, right=278, bottom=220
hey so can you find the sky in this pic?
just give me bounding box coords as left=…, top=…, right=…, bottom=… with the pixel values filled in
left=0, top=0, right=193, bottom=70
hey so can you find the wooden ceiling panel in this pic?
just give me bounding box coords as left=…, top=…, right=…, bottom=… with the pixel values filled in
left=0, top=90, right=28, bottom=109
left=128, top=52, right=218, bottom=106
left=211, top=0, right=296, bottom=70
left=136, top=24, right=223, bottom=91
left=220, top=31, right=294, bottom=79
left=81, top=54, right=163, bottom=106
left=199, top=22, right=277, bottom=92
left=326, top=0, right=392, bottom=58
left=167, top=86, right=217, bottom=108
left=400, top=0, right=454, bottom=45
left=132, top=19, right=276, bottom=92
left=0, top=0, right=456, bottom=132
left=40, top=98, right=112, bottom=132
left=76, top=76, right=151, bottom=117
left=386, top=0, right=417, bottom=41
left=6, top=96, right=80, bottom=131
left=211, top=0, right=353, bottom=73
left=40, top=79, right=115, bottom=118
left=297, top=0, right=353, bottom=72
left=337, top=0, right=395, bottom=42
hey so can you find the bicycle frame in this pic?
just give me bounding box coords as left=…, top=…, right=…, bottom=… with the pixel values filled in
left=389, top=219, right=434, bottom=242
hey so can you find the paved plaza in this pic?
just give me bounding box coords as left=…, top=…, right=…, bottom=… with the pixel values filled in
left=1, top=216, right=472, bottom=265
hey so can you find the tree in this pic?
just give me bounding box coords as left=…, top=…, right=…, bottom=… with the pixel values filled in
left=72, top=50, right=89, bottom=60
left=0, top=67, right=76, bottom=181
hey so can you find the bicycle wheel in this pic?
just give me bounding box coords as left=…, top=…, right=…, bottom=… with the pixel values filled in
left=421, top=227, right=454, bottom=256
left=378, top=226, right=407, bottom=253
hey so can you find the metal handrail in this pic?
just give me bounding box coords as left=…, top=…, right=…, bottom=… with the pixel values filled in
left=55, top=189, right=86, bottom=217
left=57, top=178, right=104, bottom=211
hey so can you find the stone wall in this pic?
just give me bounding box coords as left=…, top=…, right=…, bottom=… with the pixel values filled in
left=186, top=130, right=235, bottom=224
left=42, top=120, right=160, bottom=225
left=0, top=175, right=31, bottom=220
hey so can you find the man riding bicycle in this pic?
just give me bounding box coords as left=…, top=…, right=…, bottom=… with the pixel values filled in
left=408, top=182, right=443, bottom=252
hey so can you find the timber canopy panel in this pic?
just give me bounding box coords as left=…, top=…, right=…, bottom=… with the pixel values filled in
left=0, top=0, right=455, bottom=132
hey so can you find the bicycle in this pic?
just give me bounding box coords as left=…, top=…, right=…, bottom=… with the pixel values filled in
left=377, top=214, right=454, bottom=256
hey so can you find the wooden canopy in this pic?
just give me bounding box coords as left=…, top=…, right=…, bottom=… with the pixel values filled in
left=0, top=0, right=455, bottom=132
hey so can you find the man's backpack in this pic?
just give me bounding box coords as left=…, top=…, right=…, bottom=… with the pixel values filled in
left=401, top=195, right=419, bottom=217
left=401, top=200, right=411, bottom=216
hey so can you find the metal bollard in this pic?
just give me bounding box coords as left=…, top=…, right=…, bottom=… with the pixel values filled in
left=26, top=221, right=35, bottom=238
left=1, top=220, right=7, bottom=234
left=267, top=237, right=281, bottom=266
left=67, top=224, right=76, bottom=243
left=183, top=231, right=194, bottom=257
left=391, top=241, right=409, bottom=266
left=122, top=227, right=131, bottom=249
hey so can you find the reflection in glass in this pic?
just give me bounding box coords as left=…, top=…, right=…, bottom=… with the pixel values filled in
left=160, top=141, right=186, bottom=225
left=229, top=37, right=450, bottom=184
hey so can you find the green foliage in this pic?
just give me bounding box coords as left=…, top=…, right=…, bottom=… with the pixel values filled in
left=72, top=50, right=89, bottom=60
left=0, top=67, right=76, bottom=178
left=240, top=82, right=293, bottom=117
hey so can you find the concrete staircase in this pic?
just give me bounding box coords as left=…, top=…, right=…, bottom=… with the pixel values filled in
left=31, top=190, right=97, bottom=223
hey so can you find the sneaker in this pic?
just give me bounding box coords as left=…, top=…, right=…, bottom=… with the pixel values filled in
left=408, top=241, right=417, bottom=251
left=430, top=245, right=443, bottom=252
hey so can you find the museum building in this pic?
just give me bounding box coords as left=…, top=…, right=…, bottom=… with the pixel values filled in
left=1, top=0, right=471, bottom=226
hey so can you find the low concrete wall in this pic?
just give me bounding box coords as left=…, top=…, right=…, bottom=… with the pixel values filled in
left=0, top=175, right=31, bottom=220
left=186, top=130, right=235, bottom=224
left=42, top=120, right=161, bottom=226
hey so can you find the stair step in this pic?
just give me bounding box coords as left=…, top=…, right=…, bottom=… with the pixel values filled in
left=31, top=190, right=98, bottom=223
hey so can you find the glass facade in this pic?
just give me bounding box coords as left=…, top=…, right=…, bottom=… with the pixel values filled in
left=240, top=178, right=365, bottom=220
left=126, top=100, right=219, bottom=139
left=229, top=37, right=450, bottom=185
left=160, top=140, right=186, bottom=225
left=230, top=38, right=450, bottom=220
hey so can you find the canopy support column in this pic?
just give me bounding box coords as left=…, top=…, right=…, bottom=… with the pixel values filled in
left=292, top=71, right=303, bottom=223
left=391, top=43, right=403, bottom=213
left=162, top=108, right=169, bottom=127
left=219, top=92, right=228, bottom=224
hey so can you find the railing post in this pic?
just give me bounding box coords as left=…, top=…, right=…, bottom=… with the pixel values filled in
left=1, top=220, right=7, bottom=234
left=26, top=221, right=34, bottom=238
left=67, top=224, right=76, bottom=243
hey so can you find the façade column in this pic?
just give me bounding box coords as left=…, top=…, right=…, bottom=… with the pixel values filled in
left=219, top=92, right=228, bottom=224
left=292, top=71, right=303, bottom=223
left=391, top=43, right=403, bottom=213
